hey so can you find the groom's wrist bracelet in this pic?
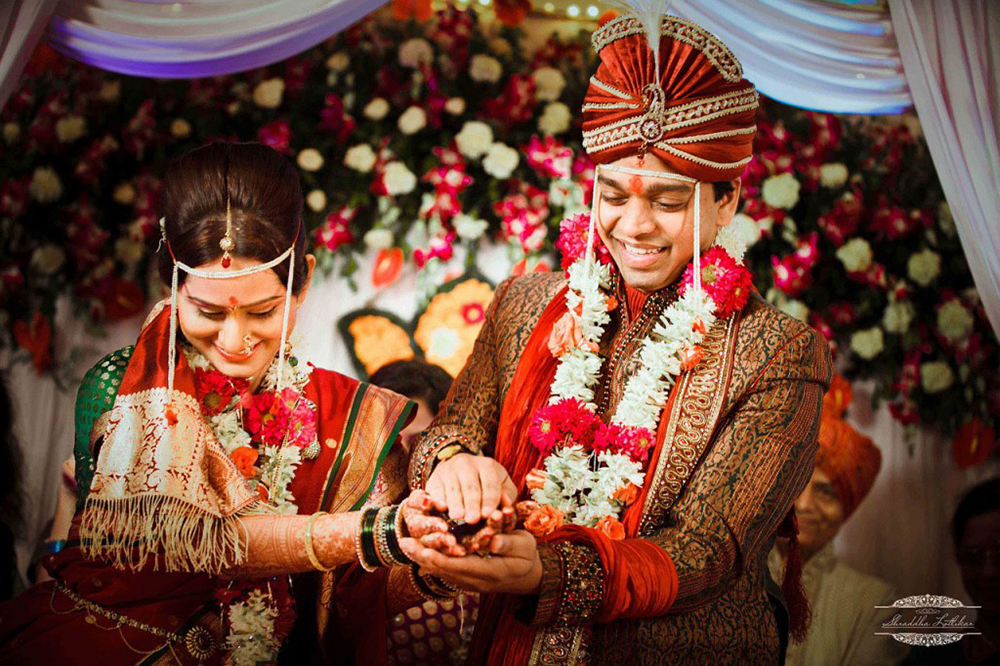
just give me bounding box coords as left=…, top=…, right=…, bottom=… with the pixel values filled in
left=409, top=564, right=452, bottom=600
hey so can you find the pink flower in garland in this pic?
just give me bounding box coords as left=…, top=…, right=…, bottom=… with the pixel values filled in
left=525, top=135, right=573, bottom=180
left=555, top=213, right=611, bottom=272
left=593, top=424, right=655, bottom=463
left=315, top=206, right=356, bottom=252
left=529, top=399, right=599, bottom=455
left=286, top=394, right=318, bottom=448
left=258, top=119, right=292, bottom=154
left=243, top=390, right=293, bottom=447
left=680, top=247, right=753, bottom=319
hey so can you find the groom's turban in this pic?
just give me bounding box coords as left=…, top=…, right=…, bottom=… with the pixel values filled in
left=582, top=15, right=759, bottom=181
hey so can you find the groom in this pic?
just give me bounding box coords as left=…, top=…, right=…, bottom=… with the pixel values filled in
left=403, top=12, right=832, bottom=665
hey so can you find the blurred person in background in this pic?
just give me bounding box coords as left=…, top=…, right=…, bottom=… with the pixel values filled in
left=770, top=375, right=908, bottom=665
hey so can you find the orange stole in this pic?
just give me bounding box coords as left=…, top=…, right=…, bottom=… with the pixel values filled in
left=477, top=285, right=680, bottom=665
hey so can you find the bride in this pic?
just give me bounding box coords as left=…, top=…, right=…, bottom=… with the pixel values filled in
left=0, top=142, right=462, bottom=665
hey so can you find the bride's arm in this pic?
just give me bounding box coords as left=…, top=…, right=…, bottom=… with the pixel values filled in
left=218, top=512, right=361, bottom=579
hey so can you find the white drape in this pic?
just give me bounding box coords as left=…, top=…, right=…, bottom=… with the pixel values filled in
left=46, top=0, right=388, bottom=78
left=888, top=0, right=1000, bottom=335
left=0, top=0, right=59, bottom=112
left=671, top=0, right=912, bottom=114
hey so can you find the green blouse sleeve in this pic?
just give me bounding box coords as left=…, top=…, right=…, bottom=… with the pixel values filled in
left=74, top=346, right=133, bottom=506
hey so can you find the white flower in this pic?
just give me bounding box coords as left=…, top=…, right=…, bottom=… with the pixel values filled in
left=938, top=299, right=974, bottom=343
left=297, top=148, right=324, bottom=172
left=538, top=102, right=571, bottom=135
left=455, top=121, right=493, bottom=159
left=29, top=167, right=62, bottom=203
left=252, top=78, right=284, bottom=109
left=170, top=118, right=192, bottom=138
left=532, top=67, right=566, bottom=102
left=836, top=238, right=873, bottom=273
left=907, top=248, right=941, bottom=286
left=882, top=299, right=915, bottom=334
left=850, top=327, right=884, bottom=360
left=210, top=411, right=252, bottom=452
left=444, top=97, right=466, bottom=115
left=344, top=144, right=377, bottom=173
left=363, top=97, right=390, bottom=121
left=112, top=183, right=136, bottom=205
left=469, top=54, right=503, bottom=83
left=306, top=189, right=327, bottom=212
left=55, top=115, right=86, bottom=143
left=819, top=163, right=849, bottom=188
left=761, top=173, right=801, bottom=210
left=30, top=245, right=65, bottom=275
left=454, top=214, right=489, bottom=241
left=98, top=80, right=121, bottom=102
left=397, top=106, right=427, bottom=135
left=399, top=38, right=434, bottom=68
left=114, top=237, right=144, bottom=265
left=364, top=228, right=394, bottom=251
left=920, top=361, right=954, bottom=394
left=780, top=299, right=810, bottom=322
left=2, top=122, right=19, bottom=144
left=482, top=142, right=520, bottom=179
left=714, top=213, right=758, bottom=262
left=383, top=161, right=417, bottom=196
left=325, top=51, right=350, bottom=72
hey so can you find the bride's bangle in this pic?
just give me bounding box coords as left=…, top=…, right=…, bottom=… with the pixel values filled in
left=377, top=505, right=413, bottom=567
left=356, top=507, right=381, bottom=572
left=304, top=511, right=336, bottom=572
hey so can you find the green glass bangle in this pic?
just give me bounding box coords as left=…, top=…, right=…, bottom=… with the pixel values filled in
left=384, top=505, right=413, bottom=566
left=357, top=507, right=381, bottom=572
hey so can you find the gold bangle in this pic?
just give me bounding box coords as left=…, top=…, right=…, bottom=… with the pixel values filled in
left=304, top=511, right=335, bottom=572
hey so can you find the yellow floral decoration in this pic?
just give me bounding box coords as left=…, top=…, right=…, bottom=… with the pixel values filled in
left=348, top=315, right=414, bottom=375
left=414, top=279, right=494, bottom=377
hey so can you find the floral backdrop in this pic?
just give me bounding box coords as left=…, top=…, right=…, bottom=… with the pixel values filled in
left=0, top=5, right=996, bottom=463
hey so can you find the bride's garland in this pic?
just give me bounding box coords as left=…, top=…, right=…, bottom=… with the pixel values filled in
left=525, top=213, right=754, bottom=536
left=182, top=343, right=317, bottom=665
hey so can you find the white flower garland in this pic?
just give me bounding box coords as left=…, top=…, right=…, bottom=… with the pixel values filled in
left=532, top=224, right=749, bottom=526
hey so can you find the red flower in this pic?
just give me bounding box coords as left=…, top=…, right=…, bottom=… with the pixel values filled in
left=952, top=420, right=995, bottom=469
left=194, top=368, right=245, bottom=417
left=315, top=206, right=356, bottom=252
left=244, top=391, right=292, bottom=447
left=258, top=119, right=292, bottom=154
left=494, top=0, right=531, bottom=27
left=103, top=279, right=145, bottom=322
left=413, top=231, right=456, bottom=268
left=319, top=94, right=356, bottom=143
left=482, top=74, right=536, bottom=125
left=285, top=392, right=318, bottom=448
left=13, top=312, right=52, bottom=374
left=461, top=303, right=485, bottom=324
left=680, top=247, right=753, bottom=318
left=529, top=399, right=599, bottom=455
left=392, top=0, right=433, bottom=21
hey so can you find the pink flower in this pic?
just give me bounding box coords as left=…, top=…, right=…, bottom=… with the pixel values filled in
left=413, top=231, right=456, bottom=267
left=594, top=424, right=655, bottom=463
left=771, top=255, right=811, bottom=297
left=258, top=119, right=292, bottom=154
left=286, top=395, right=318, bottom=448
left=828, top=302, right=857, bottom=326
left=461, top=303, right=485, bottom=324
left=243, top=391, right=292, bottom=447
left=482, top=74, right=536, bottom=125
left=555, top=212, right=611, bottom=272
left=525, top=135, right=573, bottom=180
left=680, top=247, right=753, bottom=318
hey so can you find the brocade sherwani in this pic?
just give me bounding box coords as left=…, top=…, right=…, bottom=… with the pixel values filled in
left=409, top=271, right=833, bottom=664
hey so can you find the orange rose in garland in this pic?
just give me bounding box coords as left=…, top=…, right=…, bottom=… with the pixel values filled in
left=231, top=446, right=259, bottom=479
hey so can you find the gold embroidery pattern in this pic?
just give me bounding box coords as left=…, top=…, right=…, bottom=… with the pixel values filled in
left=591, top=16, right=743, bottom=82
left=638, top=315, right=738, bottom=535
left=530, top=624, right=586, bottom=666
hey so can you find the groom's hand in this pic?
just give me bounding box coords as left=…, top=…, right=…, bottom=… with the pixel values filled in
left=426, top=453, right=517, bottom=525
left=402, top=530, right=543, bottom=595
